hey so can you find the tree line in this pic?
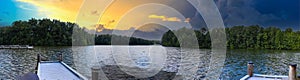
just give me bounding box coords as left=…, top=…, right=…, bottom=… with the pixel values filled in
left=162, top=25, right=300, bottom=50
left=226, top=25, right=300, bottom=50
left=95, top=34, right=159, bottom=45
left=1, top=19, right=299, bottom=49
left=0, top=18, right=75, bottom=46
left=0, top=18, right=158, bottom=46
left=162, top=27, right=211, bottom=48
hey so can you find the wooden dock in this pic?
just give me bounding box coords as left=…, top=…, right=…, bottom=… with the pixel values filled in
left=240, top=62, right=299, bottom=80
left=240, top=74, right=288, bottom=80
left=37, top=61, right=87, bottom=80
left=36, top=54, right=87, bottom=80
left=0, top=45, right=33, bottom=49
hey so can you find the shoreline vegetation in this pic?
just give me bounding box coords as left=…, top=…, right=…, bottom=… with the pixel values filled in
left=0, top=18, right=299, bottom=50
left=0, top=18, right=159, bottom=46
left=162, top=26, right=300, bottom=50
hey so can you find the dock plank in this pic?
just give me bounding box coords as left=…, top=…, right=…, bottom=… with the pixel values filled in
left=37, top=62, right=84, bottom=80
left=240, top=74, right=288, bottom=80
left=248, top=77, right=287, bottom=80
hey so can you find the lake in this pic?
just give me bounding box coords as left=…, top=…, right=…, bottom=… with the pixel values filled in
left=0, top=46, right=299, bottom=80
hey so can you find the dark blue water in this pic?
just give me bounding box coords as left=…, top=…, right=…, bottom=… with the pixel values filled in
left=221, top=49, right=300, bottom=80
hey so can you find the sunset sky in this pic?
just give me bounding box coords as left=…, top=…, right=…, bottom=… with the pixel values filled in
left=0, top=0, right=299, bottom=31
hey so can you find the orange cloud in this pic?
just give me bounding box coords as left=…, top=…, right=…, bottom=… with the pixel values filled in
left=184, top=18, right=191, bottom=23
left=148, top=15, right=166, bottom=19
left=148, top=14, right=182, bottom=22
left=16, top=0, right=180, bottom=31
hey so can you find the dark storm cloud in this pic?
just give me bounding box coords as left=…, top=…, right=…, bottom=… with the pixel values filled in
left=253, top=0, right=299, bottom=29
left=167, top=0, right=207, bottom=30
left=166, top=0, right=299, bottom=30
left=214, top=0, right=299, bottom=29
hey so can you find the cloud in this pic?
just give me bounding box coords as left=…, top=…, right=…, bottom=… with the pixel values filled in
left=148, top=14, right=184, bottom=22
left=136, top=23, right=167, bottom=32
left=93, top=23, right=169, bottom=40
left=184, top=18, right=190, bottom=23
left=166, top=17, right=181, bottom=22
left=91, top=10, right=100, bottom=15
left=214, top=0, right=294, bottom=28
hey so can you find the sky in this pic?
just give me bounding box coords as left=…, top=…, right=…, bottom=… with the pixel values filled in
left=0, top=0, right=299, bottom=31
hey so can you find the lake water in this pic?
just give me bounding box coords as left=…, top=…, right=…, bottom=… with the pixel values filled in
left=0, top=46, right=300, bottom=80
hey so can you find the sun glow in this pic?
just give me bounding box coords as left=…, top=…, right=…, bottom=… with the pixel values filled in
left=16, top=0, right=181, bottom=31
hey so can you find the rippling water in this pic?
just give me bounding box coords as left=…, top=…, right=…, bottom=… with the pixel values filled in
left=0, top=46, right=299, bottom=79
left=0, top=47, right=75, bottom=79
left=221, top=49, right=300, bottom=80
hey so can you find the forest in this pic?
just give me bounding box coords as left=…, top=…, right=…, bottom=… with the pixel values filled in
left=162, top=25, right=300, bottom=50
left=95, top=34, right=159, bottom=45
left=0, top=18, right=158, bottom=46
left=0, top=18, right=75, bottom=46
left=1, top=19, right=300, bottom=49
left=226, top=26, right=300, bottom=50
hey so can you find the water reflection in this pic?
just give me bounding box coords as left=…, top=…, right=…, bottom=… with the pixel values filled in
left=0, top=46, right=299, bottom=79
